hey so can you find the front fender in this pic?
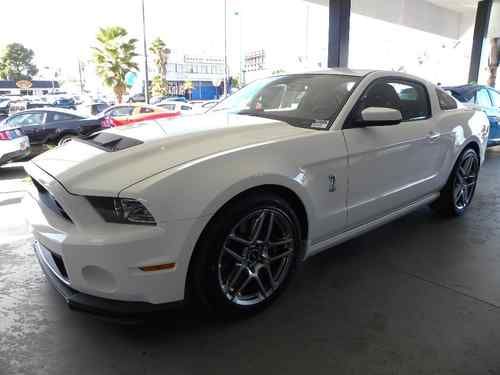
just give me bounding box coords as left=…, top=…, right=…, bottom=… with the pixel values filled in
left=120, top=147, right=315, bottom=226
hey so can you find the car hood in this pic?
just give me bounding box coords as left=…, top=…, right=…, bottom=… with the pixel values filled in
left=32, top=112, right=312, bottom=196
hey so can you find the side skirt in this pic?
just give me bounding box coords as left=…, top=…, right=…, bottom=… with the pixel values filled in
left=305, top=192, right=439, bottom=259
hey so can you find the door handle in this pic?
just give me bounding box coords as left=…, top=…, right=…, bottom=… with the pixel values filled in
left=428, top=131, right=441, bottom=142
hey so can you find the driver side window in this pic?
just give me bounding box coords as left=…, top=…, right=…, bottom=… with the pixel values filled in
left=351, top=79, right=431, bottom=124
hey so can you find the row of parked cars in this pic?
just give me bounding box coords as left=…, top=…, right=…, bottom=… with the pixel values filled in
left=0, top=98, right=219, bottom=167
left=1, top=82, right=498, bottom=170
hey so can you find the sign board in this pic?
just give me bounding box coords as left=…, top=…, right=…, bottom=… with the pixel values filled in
left=125, top=71, right=138, bottom=88
left=16, top=80, right=32, bottom=89
left=184, top=55, right=224, bottom=64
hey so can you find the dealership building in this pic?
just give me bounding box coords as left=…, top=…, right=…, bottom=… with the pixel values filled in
left=143, top=51, right=227, bottom=100
left=0, top=80, right=60, bottom=96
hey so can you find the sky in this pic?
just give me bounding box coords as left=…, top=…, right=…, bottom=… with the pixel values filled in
left=0, top=0, right=328, bottom=82
left=0, top=0, right=486, bottom=91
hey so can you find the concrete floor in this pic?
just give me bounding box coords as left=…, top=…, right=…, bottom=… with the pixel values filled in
left=2, top=149, right=500, bottom=375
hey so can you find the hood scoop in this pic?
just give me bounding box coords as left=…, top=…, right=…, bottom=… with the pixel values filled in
left=79, top=132, right=143, bottom=152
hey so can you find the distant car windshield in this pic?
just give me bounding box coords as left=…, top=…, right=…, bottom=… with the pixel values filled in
left=209, top=74, right=360, bottom=129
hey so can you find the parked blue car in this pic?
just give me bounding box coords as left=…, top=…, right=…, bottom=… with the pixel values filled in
left=444, top=85, right=500, bottom=146
left=51, top=97, right=77, bottom=110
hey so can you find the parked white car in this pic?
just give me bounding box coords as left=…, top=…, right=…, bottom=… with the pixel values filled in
left=0, top=126, right=30, bottom=166
left=157, top=101, right=194, bottom=115
left=24, top=69, right=489, bottom=317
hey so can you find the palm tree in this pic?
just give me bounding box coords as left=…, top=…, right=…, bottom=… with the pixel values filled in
left=149, top=37, right=170, bottom=97
left=93, top=26, right=139, bottom=103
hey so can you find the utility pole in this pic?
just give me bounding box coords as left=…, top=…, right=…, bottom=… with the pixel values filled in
left=141, top=0, right=150, bottom=103
left=78, top=60, right=85, bottom=95
left=223, top=0, right=228, bottom=97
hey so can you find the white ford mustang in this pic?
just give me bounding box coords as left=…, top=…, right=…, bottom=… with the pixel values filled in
left=24, top=69, right=489, bottom=317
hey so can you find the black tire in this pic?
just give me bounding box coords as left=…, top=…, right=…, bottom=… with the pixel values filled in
left=188, top=192, right=304, bottom=317
left=57, top=134, right=76, bottom=146
left=431, top=147, right=480, bottom=217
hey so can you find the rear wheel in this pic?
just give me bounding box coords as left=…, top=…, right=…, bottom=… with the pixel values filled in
left=432, top=147, right=480, bottom=216
left=188, top=193, right=303, bottom=316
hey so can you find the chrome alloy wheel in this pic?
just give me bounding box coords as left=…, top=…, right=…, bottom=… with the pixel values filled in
left=453, top=151, right=479, bottom=210
left=217, top=208, right=296, bottom=306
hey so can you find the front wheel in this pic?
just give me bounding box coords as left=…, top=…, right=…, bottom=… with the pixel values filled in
left=432, top=147, right=480, bottom=216
left=188, top=193, right=303, bottom=316
left=57, top=135, right=76, bottom=147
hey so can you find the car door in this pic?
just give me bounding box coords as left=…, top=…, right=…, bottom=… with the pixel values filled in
left=45, top=112, right=82, bottom=141
left=487, top=89, right=500, bottom=143
left=343, top=78, right=441, bottom=228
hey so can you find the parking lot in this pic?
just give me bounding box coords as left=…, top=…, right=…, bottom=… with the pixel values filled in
left=1, top=148, right=500, bottom=374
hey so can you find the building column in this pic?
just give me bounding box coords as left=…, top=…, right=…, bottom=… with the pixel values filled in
left=469, top=0, right=493, bottom=83
left=327, top=0, right=351, bottom=68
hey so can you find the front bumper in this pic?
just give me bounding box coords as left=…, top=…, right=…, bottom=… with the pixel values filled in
left=34, top=241, right=182, bottom=319
left=23, top=162, right=206, bottom=307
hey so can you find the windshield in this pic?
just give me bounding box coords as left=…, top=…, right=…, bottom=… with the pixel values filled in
left=209, top=74, right=360, bottom=129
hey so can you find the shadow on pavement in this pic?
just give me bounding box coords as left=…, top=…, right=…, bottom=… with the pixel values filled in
left=0, top=163, right=27, bottom=181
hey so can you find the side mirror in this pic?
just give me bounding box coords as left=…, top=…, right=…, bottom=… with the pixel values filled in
left=357, top=107, right=402, bottom=126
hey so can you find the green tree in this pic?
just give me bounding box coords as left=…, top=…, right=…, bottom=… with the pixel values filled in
left=92, top=26, right=139, bottom=103
left=149, top=37, right=170, bottom=97
left=0, top=43, right=38, bottom=80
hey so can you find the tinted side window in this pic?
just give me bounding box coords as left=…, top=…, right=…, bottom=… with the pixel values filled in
left=436, top=89, right=458, bottom=110
left=50, top=113, right=77, bottom=122
left=356, top=79, right=431, bottom=122
left=11, top=112, right=45, bottom=126
left=476, top=89, right=492, bottom=107
left=109, top=107, right=133, bottom=117
left=181, top=105, right=192, bottom=111
left=140, top=107, right=154, bottom=113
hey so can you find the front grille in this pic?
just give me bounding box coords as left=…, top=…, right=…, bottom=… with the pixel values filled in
left=32, top=179, right=73, bottom=222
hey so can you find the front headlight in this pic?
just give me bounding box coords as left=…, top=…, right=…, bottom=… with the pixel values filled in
left=87, top=197, right=156, bottom=225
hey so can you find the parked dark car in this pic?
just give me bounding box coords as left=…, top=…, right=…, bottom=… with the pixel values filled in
left=0, top=97, right=10, bottom=114
left=8, top=99, right=52, bottom=115
left=0, top=109, right=104, bottom=146
left=444, top=84, right=500, bottom=146
left=52, top=97, right=77, bottom=110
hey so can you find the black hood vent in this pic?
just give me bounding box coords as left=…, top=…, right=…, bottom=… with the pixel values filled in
left=78, top=132, right=143, bottom=152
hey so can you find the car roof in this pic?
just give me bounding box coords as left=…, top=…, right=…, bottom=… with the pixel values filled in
left=12, top=108, right=86, bottom=117
left=278, top=68, right=372, bottom=78
left=444, top=84, right=498, bottom=94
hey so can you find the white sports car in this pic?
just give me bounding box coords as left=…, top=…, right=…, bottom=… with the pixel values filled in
left=0, top=126, right=30, bottom=166
left=24, top=69, right=489, bottom=317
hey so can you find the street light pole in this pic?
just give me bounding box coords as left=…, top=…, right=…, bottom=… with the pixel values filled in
left=223, top=0, right=228, bottom=97
left=234, top=10, right=243, bottom=87
left=141, top=0, right=150, bottom=103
